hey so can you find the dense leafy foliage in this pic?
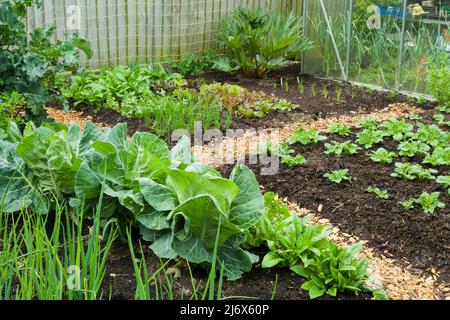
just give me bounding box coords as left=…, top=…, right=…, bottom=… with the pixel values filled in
left=0, top=0, right=92, bottom=122
left=246, top=193, right=385, bottom=299
left=216, top=8, right=313, bottom=77
left=0, top=121, right=265, bottom=280
left=427, top=55, right=450, bottom=113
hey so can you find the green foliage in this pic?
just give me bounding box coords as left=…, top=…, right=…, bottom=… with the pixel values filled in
left=0, top=204, right=116, bottom=300
left=327, top=123, right=351, bottom=136
left=324, top=169, right=352, bottom=184
left=433, top=114, right=450, bottom=127
left=324, top=141, right=360, bottom=156
left=357, top=118, right=378, bottom=130
left=217, top=8, right=313, bottom=77
left=413, top=123, right=449, bottom=148
left=252, top=196, right=383, bottom=299
left=366, top=186, right=389, bottom=200
left=61, top=64, right=178, bottom=110
left=401, top=192, right=445, bottom=214
left=0, top=0, right=92, bottom=123
left=427, top=55, right=450, bottom=113
left=281, top=154, right=306, bottom=168
left=0, top=121, right=265, bottom=280
left=436, top=176, right=450, bottom=195
left=423, top=146, right=450, bottom=166
left=236, top=98, right=293, bottom=119
left=379, top=118, right=414, bottom=141
left=244, top=192, right=291, bottom=248
left=370, top=148, right=398, bottom=164
left=391, top=162, right=437, bottom=181
left=169, top=51, right=220, bottom=76
left=398, top=140, right=431, bottom=157
left=287, top=128, right=327, bottom=145
left=356, top=129, right=385, bottom=149
left=134, top=93, right=226, bottom=138
left=0, top=91, right=26, bottom=130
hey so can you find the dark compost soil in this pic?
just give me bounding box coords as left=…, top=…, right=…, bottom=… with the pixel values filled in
left=217, top=123, right=450, bottom=287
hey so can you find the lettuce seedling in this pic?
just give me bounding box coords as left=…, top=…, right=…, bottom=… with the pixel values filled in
left=327, top=123, right=351, bottom=136
left=423, top=147, right=450, bottom=166
left=401, top=192, right=445, bottom=214
left=287, top=128, right=327, bottom=145
left=325, top=141, right=360, bottom=156
left=324, top=169, right=352, bottom=184
left=379, top=118, right=414, bottom=141
left=357, top=118, right=378, bottom=130
left=370, top=148, right=398, bottom=164
left=436, top=176, right=450, bottom=195
left=391, top=162, right=437, bottom=181
left=398, top=140, right=430, bottom=157
left=281, top=154, right=307, bottom=167
left=356, top=129, right=385, bottom=149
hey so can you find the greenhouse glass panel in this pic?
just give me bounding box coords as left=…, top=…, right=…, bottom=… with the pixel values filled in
left=303, top=0, right=352, bottom=80
left=400, top=1, right=450, bottom=93
left=348, top=0, right=404, bottom=90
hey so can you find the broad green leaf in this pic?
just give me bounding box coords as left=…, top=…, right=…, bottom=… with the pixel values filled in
left=262, top=252, right=283, bottom=268
left=170, top=135, right=195, bottom=167
left=0, top=141, right=49, bottom=213
left=217, top=234, right=259, bottom=281
left=229, top=164, right=264, bottom=229
left=166, top=169, right=238, bottom=214
left=169, top=195, right=241, bottom=249
left=138, top=209, right=171, bottom=231
left=139, top=178, right=178, bottom=212
left=149, top=232, right=178, bottom=259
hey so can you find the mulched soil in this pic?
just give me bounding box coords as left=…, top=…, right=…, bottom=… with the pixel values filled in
left=217, top=116, right=450, bottom=287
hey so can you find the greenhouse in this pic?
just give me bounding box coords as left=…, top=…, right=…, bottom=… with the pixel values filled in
left=0, top=0, right=449, bottom=306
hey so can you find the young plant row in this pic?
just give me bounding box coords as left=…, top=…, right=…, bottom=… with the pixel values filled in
left=266, top=114, right=449, bottom=214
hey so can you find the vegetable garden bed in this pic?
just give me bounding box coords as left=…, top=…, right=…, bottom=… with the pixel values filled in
left=43, top=72, right=449, bottom=300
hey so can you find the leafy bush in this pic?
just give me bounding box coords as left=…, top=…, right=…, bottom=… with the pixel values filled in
left=250, top=195, right=385, bottom=299
left=216, top=8, right=313, bottom=77
left=169, top=51, right=221, bottom=76
left=61, top=64, right=179, bottom=111
left=0, top=92, right=26, bottom=130
left=0, top=121, right=265, bottom=280
left=0, top=0, right=92, bottom=122
left=427, top=55, right=450, bottom=113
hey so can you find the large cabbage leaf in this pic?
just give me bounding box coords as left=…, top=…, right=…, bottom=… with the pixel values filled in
left=0, top=121, right=265, bottom=280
